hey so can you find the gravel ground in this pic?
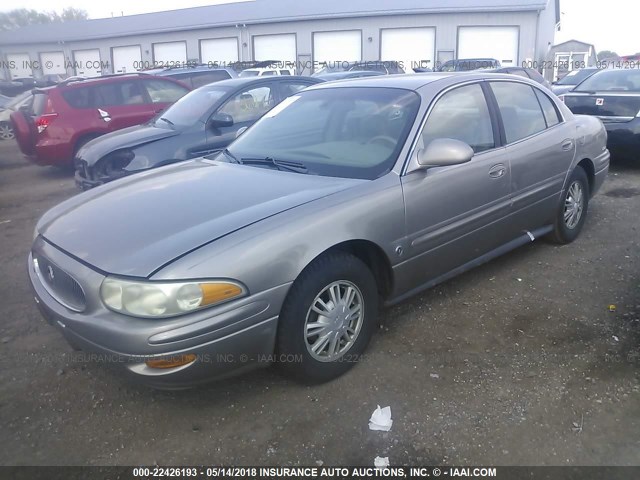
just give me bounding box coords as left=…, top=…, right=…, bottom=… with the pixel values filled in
left=0, top=140, right=638, bottom=467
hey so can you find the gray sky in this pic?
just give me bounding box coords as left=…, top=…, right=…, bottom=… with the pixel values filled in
left=2, top=0, right=639, bottom=55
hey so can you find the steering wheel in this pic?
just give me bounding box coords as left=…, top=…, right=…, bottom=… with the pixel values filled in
left=367, top=135, right=396, bottom=149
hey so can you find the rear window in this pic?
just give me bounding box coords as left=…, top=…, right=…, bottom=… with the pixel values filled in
left=575, top=69, right=640, bottom=92
left=239, top=70, right=260, bottom=77
left=31, top=93, right=49, bottom=116
left=191, top=71, right=232, bottom=88
left=556, top=69, right=597, bottom=86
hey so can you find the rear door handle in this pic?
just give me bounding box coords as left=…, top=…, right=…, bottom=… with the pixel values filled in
left=561, top=140, right=574, bottom=151
left=489, top=163, right=506, bottom=178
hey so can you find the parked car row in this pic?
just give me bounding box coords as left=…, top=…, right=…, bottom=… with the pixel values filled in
left=75, top=76, right=321, bottom=188
left=28, top=73, right=609, bottom=387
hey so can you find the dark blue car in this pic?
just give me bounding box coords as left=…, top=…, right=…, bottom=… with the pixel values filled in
left=75, top=76, right=322, bottom=189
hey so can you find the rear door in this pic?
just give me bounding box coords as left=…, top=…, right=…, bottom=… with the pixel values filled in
left=488, top=80, right=575, bottom=230
left=204, top=82, right=277, bottom=155
left=88, top=80, right=155, bottom=132
left=401, top=82, right=513, bottom=285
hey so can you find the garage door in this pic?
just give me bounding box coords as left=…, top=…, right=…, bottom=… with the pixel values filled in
left=153, top=41, right=187, bottom=66
left=40, top=51, right=66, bottom=75
left=313, top=31, right=362, bottom=65
left=253, top=34, right=296, bottom=62
left=73, top=49, right=102, bottom=77
left=458, top=26, right=519, bottom=67
left=381, top=27, right=435, bottom=72
left=6, top=53, right=33, bottom=79
left=112, top=45, right=142, bottom=74
left=200, top=38, right=239, bottom=65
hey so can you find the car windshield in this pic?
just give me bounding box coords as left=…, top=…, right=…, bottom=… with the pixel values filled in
left=225, top=87, right=421, bottom=180
left=556, top=69, right=597, bottom=85
left=574, top=69, right=640, bottom=92
left=155, top=86, right=229, bottom=127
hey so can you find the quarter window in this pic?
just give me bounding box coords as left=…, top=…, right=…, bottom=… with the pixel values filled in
left=490, top=82, right=547, bottom=143
left=420, top=83, right=495, bottom=153
left=534, top=89, right=561, bottom=127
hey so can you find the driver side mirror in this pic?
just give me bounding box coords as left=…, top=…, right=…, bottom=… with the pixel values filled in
left=417, top=138, right=474, bottom=168
left=209, top=113, right=234, bottom=129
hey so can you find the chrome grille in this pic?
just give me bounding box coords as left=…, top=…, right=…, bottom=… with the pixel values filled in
left=33, top=254, right=86, bottom=312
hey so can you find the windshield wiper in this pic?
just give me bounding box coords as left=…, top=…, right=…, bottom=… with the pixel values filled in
left=220, top=148, right=240, bottom=163
left=158, top=117, right=174, bottom=127
left=240, top=157, right=314, bottom=175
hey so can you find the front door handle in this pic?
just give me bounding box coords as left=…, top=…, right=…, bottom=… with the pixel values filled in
left=561, top=139, right=574, bottom=151
left=489, top=163, right=506, bottom=178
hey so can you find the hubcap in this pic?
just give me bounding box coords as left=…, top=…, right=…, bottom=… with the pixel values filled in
left=564, top=181, right=584, bottom=229
left=0, top=124, right=14, bottom=140
left=304, top=280, right=364, bottom=362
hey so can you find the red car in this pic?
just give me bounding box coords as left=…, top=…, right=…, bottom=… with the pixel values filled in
left=11, top=73, right=190, bottom=166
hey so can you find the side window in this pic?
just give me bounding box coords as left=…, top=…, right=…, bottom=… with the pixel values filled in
left=261, top=71, right=277, bottom=76
left=62, top=88, right=91, bottom=109
left=191, top=71, right=232, bottom=88
left=279, top=70, right=291, bottom=76
left=534, top=89, right=561, bottom=127
left=218, top=85, right=276, bottom=123
left=143, top=79, right=189, bottom=104
left=120, top=81, right=146, bottom=105
left=281, top=82, right=312, bottom=97
left=420, top=83, right=495, bottom=153
left=91, top=83, right=121, bottom=106
left=490, top=82, right=547, bottom=143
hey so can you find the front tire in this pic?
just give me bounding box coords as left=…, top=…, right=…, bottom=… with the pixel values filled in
left=549, top=166, right=589, bottom=244
left=276, top=252, right=378, bottom=384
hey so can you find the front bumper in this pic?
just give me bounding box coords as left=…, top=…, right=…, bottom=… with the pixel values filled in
left=28, top=238, right=288, bottom=388
left=603, top=118, right=640, bottom=161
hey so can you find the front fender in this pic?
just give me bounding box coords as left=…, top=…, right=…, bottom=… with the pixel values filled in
left=152, top=173, right=406, bottom=301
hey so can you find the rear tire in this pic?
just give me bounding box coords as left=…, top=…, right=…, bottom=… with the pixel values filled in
left=276, top=252, right=378, bottom=384
left=0, top=122, right=14, bottom=140
left=548, top=166, right=589, bottom=244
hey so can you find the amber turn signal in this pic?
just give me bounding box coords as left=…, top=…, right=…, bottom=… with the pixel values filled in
left=200, top=283, right=243, bottom=306
left=145, top=354, right=197, bottom=369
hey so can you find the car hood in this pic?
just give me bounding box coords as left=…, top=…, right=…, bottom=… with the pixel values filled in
left=37, top=159, right=362, bottom=277
left=78, top=124, right=181, bottom=165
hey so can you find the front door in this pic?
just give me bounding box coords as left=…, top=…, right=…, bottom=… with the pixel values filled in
left=401, top=82, right=513, bottom=288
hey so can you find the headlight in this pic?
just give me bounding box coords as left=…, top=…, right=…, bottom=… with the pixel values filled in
left=100, top=277, right=246, bottom=318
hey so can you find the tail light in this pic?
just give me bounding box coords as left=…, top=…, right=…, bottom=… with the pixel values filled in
left=35, top=97, right=57, bottom=134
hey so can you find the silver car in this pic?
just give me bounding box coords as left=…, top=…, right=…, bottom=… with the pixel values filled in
left=29, top=73, right=609, bottom=388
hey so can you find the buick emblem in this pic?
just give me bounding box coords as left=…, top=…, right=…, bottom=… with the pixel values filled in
left=47, top=265, right=55, bottom=281
left=595, top=98, right=604, bottom=106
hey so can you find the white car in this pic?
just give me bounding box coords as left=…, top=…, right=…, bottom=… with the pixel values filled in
left=0, top=91, right=32, bottom=140
left=239, top=67, right=295, bottom=77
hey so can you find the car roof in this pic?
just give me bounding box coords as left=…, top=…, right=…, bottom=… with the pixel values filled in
left=317, top=71, right=384, bottom=80
left=36, top=73, right=156, bottom=91
left=198, top=75, right=321, bottom=89
left=307, top=72, right=544, bottom=92
left=309, top=73, right=458, bottom=90
left=155, top=65, right=235, bottom=75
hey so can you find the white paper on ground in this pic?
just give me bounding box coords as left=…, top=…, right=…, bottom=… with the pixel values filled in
left=374, top=456, right=390, bottom=468
left=369, top=405, right=393, bottom=431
